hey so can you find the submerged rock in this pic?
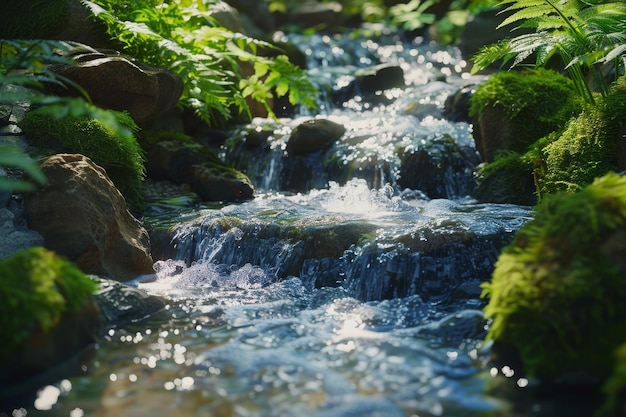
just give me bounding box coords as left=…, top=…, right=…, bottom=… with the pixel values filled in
left=24, top=154, right=154, bottom=281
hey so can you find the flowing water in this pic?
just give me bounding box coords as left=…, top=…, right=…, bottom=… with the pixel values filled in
left=6, top=27, right=589, bottom=417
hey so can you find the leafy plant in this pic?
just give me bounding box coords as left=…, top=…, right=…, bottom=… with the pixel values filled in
left=471, top=0, right=626, bottom=104
left=82, top=0, right=318, bottom=124
left=0, top=40, right=137, bottom=192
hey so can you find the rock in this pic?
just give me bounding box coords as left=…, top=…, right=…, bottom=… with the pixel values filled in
left=190, top=163, right=255, bottom=201
left=223, top=0, right=276, bottom=36
left=45, top=43, right=183, bottom=125
left=24, top=154, right=154, bottom=281
left=51, top=0, right=113, bottom=48
left=0, top=207, right=45, bottom=260
left=286, top=118, right=346, bottom=156
left=397, top=134, right=480, bottom=199
left=289, top=1, right=344, bottom=30
left=146, top=140, right=255, bottom=201
left=209, top=1, right=246, bottom=33
left=333, top=64, right=405, bottom=105
left=443, top=85, right=476, bottom=123
left=93, top=276, right=167, bottom=327
left=0, top=295, right=102, bottom=392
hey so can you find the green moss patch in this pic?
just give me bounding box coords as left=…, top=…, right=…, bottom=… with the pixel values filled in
left=469, top=68, right=582, bottom=154
left=0, top=247, right=98, bottom=358
left=540, top=75, right=626, bottom=195
left=481, top=173, right=626, bottom=378
left=20, top=108, right=145, bottom=211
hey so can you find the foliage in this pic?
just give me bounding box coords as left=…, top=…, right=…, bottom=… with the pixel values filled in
left=81, top=0, right=318, bottom=125
left=539, top=74, right=626, bottom=195
left=469, top=68, right=582, bottom=153
left=0, top=145, right=47, bottom=192
left=471, top=0, right=626, bottom=104
left=0, top=40, right=141, bottom=193
left=20, top=108, right=146, bottom=211
left=481, top=173, right=626, bottom=378
left=0, top=247, right=97, bottom=358
left=0, top=0, right=70, bottom=39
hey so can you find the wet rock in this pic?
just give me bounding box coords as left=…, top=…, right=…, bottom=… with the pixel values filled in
left=443, top=85, right=476, bottom=123
left=190, top=163, right=254, bottom=201
left=286, top=118, right=346, bottom=156
left=93, top=276, right=167, bottom=327
left=146, top=140, right=254, bottom=201
left=45, top=43, right=183, bottom=125
left=397, top=134, right=480, bottom=199
left=333, top=64, right=405, bottom=105
left=24, top=154, right=154, bottom=281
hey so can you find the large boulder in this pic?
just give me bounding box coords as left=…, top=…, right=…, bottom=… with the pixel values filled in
left=45, top=44, right=183, bottom=125
left=24, top=154, right=154, bottom=281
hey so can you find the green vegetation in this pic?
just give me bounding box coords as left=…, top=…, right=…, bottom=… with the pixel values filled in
left=0, top=0, right=70, bottom=39
left=481, top=173, right=626, bottom=378
left=0, top=247, right=97, bottom=358
left=0, top=40, right=145, bottom=193
left=469, top=68, right=582, bottom=203
left=81, top=0, right=318, bottom=124
left=599, top=343, right=626, bottom=416
left=539, top=74, right=626, bottom=195
left=20, top=108, right=146, bottom=211
left=0, top=145, right=47, bottom=192
left=471, top=0, right=626, bottom=104
left=470, top=68, right=582, bottom=153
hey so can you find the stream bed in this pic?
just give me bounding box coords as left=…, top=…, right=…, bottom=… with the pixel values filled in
left=7, top=27, right=598, bottom=417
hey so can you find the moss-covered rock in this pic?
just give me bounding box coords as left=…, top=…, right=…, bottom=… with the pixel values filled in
left=599, top=343, right=626, bottom=417
left=473, top=151, right=537, bottom=205
left=19, top=108, right=145, bottom=211
left=540, top=75, right=626, bottom=195
left=481, top=173, right=626, bottom=379
left=0, top=0, right=70, bottom=39
left=470, top=68, right=582, bottom=162
left=0, top=247, right=98, bottom=358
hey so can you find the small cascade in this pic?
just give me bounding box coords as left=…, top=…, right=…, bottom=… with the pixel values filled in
left=165, top=179, right=531, bottom=304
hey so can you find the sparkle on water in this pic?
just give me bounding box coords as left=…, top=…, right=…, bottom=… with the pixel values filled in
left=4, top=28, right=545, bottom=417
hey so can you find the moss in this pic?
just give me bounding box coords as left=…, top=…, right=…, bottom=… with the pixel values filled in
left=20, top=108, right=145, bottom=211
left=469, top=68, right=582, bottom=153
left=0, top=0, right=70, bottom=39
left=540, top=75, right=626, bottom=195
left=481, top=173, right=626, bottom=379
left=474, top=151, right=536, bottom=205
left=0, top=247, right=98, bottom=358
left=599, top=343, right=626, bottom=417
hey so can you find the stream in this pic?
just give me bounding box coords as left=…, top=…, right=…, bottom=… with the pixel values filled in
left=8, top=27, right=594, bottom=417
